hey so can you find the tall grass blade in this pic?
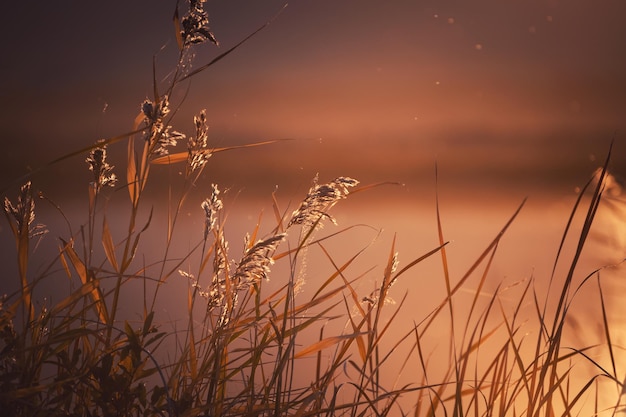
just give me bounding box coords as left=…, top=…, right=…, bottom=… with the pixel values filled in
left=127, top=135, right=139, bottom=206
left=535, top=142, right=613, bottom=415
left=173, top=0, right=184, bottom=50
left=420, top=198, right=526, bottom=333
left=60, top=238, right=109, bottom=325
left=150, top=138, right=295, bottom=165
left=178, top=3, right=289, bottom=82
left=101, top=215, right=119, bottom=273
left=597, top=275, right=617, bottom=382
left=295, top=333, right=369, bottom=359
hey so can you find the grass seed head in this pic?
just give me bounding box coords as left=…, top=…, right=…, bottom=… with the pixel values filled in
left=86, top=144, right=117, bottom=190
left=233, top=233, right=287, bottom=286
left=180, top=0, right=219, bottom=47
left=201, top=183, right=223, bottom=240
left=288, top=176, right=359, bottom=228
left=141, top=96, right=185, bottom=157
left=3, top=181, right=47, bottom=240
left=188, top=109, right=212, bottom=173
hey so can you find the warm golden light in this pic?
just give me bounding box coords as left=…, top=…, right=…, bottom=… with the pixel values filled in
left=1, top=0, right=626, bottom=415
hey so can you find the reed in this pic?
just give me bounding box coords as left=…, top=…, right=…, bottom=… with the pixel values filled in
left=1, top=1, right=623, bottom=415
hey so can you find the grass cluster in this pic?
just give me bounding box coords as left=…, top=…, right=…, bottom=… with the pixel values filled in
left=1, top=1, right=624, bottom=416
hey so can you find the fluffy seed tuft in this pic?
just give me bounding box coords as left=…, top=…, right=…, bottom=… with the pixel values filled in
left=86, top=144, right=117, bottom=190
left=288, top=176, right=359, bottom=228
left=201, top=184, right=223, bottom=240
left=3, top=181, right=47, bottom=241
left=187, top=109, right=212, bottom=173
left=233, top=233, right=287, bottom=287
left=141, top=96, right=185, bottom=157
left=180, top=0, right=219, bottom=47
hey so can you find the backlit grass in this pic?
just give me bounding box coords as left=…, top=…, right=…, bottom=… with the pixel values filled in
left=1, top=1, right=624, bottom=416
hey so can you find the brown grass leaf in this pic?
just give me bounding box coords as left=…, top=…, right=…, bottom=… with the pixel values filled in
left=127, top=136, right=138, bottom=205
left=295, top=333, right=368, bottom=359
left=102, top=216, right=119, bottom=272
left=150, top=138, right=294, bottom=165
left=173, top=5, right=184, bottom=51
left=60, top=239, right=108, bottom=324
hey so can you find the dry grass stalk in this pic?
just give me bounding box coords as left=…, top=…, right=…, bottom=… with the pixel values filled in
left=1, top=1, right=624, bottom=416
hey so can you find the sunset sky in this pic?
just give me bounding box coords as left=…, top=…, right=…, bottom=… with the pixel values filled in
left=2, top=4, right=626, bottom=411
left=1, top=0, right=625, bottom=198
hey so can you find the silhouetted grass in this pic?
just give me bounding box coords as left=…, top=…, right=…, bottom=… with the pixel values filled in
left=1, top=1, right=624, bottom=416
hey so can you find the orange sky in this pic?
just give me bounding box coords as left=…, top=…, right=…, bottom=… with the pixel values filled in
left=1, top=0, right=625, bottom=197
left=1, top=3, right=626, bottom=412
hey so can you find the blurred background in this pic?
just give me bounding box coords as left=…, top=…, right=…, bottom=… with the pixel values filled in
left=1, top=0, right=625, bottom=197
left=1, top=1, right=626, bottom=410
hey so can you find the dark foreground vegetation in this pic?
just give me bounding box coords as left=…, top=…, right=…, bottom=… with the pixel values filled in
left=2, top=1, right=624, bottom=415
